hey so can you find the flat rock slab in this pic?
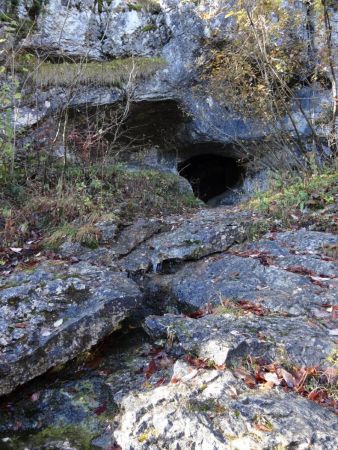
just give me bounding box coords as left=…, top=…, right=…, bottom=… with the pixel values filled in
left=145, top=313, right=336, bottom=368
left=0, top=261, right=142, bottom=396
left=146, top=231, right=337, bottom=319
left=233, top=230, right=338, bottom=280
left=114, top=369, right=338, bottom=450
left=118, top=209, right=254, bottom=273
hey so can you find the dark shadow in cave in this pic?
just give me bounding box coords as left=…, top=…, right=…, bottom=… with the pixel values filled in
left=178, top=154, right=244, bottom=202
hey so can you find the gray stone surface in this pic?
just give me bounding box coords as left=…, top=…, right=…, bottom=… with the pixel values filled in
left=118, top=208, right=254, bottom=273
left=13, top=0, right=332, bottom=147
left=144, top=313, right=336, bottom=368
left=145, top=231, right=338, bottom=318
left=114, top=369, right=338, bottom=450
left=0, top=227, right=337, bottom=449
left=0, top=261, right=142, bottom=396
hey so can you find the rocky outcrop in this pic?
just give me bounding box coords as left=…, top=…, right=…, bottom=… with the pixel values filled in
left=118, top=209, right=254, bottom=274
left=58, top=208, right=256, bottom=272
left=0, top=260, right=142, bottom=396
left=145, top=313, right=336, bottom=368
left=0, top=214, right=337, bottom=449
left=145, top=230, right=338, bottom=316
left=13, top=0, right=333, bottom=148
left=114, top=371, right=338, bottom=450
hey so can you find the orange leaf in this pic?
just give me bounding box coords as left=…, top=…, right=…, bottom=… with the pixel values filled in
left=244, top=374, right=257, bottom=389
left=145, top=359, right=157, bottom=379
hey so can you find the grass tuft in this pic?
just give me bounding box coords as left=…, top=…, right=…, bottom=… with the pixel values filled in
left=245, top=164, right=338, bottom=232
left=33, top=57, right=166, bottom=87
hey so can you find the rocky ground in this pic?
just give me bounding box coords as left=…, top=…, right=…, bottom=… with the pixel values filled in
left=0, top=0, right=337, bottom=447
left=0, top=207, right=337, bottom=449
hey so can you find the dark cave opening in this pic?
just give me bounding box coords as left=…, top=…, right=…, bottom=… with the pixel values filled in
left=178, top=154, right=244, bottom=202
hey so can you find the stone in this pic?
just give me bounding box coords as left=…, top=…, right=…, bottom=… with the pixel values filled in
left=233, top=230, right=338, bottom=279
left=22, top=0, right=102, bottom=59
left=13, top=0, right=332, bottom=147
left=0, top=261, right=143, bottom=396
left=145, top=230, right=337, bottom=318
left=144, top=313, right=336, bottom=368
left=119, top=208, right=254, bottom=274
left=114, top=369, right=338, bottom=450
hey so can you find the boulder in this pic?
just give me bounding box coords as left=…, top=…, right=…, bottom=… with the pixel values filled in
left=0, top=261, right=142, bottom=396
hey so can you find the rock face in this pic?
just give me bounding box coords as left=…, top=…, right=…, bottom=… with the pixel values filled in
left=58, top=208, right=256, bottom=273
left=144, top=313, right=337, bottom=368
left=0, top=261, right=142, bottom=396
left=118, top=209, right=254, bottom=274
left=14, top=0, right=332, bottom=147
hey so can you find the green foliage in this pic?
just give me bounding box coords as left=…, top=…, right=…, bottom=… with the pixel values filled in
left=0, top=75, right=21, bottom=183
left=5, top=425, right=99, bottom=450
left=128, top=1, right=162, bottom=13
left=246, top=163, right=338, bottom=230
left=33, top=57, right=166, bottom=87
left=141, top=24, right=157, bottom=32
left=26, top=0, right=48, bottom=19
left=327, top=349, right=338, bottom=369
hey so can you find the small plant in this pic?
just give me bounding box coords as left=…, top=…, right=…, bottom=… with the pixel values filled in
left=33, top=57, right=166, bottom=87
left=246, top=164, right=338, bottom=231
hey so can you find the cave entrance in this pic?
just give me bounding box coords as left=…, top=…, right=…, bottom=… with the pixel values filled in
left=178, top=154, right=243, bottom=202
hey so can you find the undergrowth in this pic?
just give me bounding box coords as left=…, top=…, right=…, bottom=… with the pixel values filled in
left=246, top=162, right=338, bottom=232
left=0, top=164, right=200, bottom=249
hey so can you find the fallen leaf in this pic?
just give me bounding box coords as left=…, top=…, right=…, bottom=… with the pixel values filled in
left=233, top=368, right=251, bottom=380
left=321, top=366, right=338, bottom=383
left=286, top=266, right=316, bottom=276
left=279, top=368, right=296, bottom=388
left=10, top=247, right=22, bottom=253
left=170, top=376, right=180, bottom=384
left=187, top=303, right=213, bottom=318
left=294, top=367, right=317, bottom=391
left=255, top=423, right=272, bottom=432
left=263, top=372, right=280, bottom=385
left=260, top=380, right=275, bottom=390
left=237, top=300, right=266, bottom=316
left=145, top=359, right=157, bottom=378
left=244, top=374, right=257, bottom=389
left=187, top=309, right=207, bottom=319
left=184, top=355, right=211, bottom=369
left=307, top=389, right=328, bottom=403
left=155, top=377, right=166, bottom=387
